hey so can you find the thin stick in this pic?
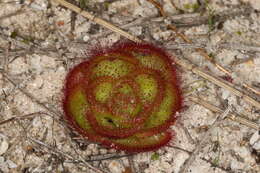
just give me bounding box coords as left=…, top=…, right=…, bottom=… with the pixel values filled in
left=146, top=0, right=166, bottom=17
left=0, top=112, right=54, bottom=126
left=176, top=58, right=260, bottom=109
left=54, top=0, right=142, bottom=43
left=29, top=137, right=106, bottom=173
left=84, top=153, right=135, bottom=162
left=167, top=11, right=260, bottom=97
left=243, top=83, right=260, bottom=96
left=168, top=25, right=231, bottom=74
left=220, top=43, right=260, bottom=53
left=167, top=145, right=192, bottom=154
left=189, top=96, right=260, bottom=130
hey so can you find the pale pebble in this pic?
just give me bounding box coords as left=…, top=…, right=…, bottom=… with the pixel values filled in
left=108, top=160, right=125, bottom=173
left=0, top=136, right=9, bottom=156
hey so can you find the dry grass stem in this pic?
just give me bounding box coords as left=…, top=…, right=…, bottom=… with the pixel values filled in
left=220, top=43, right=260, bottom=53
left=176, top=58, right=260, bottom=109
left=166, top=3, right=253, bottom=28
left=189, top=96, right=260, bottom=130
left=54, top=0, right=142, bottom=43
left=168, top=145, right=192, bottom=154
left=84, top=153, right=135, bottom=162
left=195, top=48, right=232, bottom=74
left=168, top=25, right=192, bottom=43
left=29, top=137, right=107, bottom=173
left=89, top=17, right=150, bottom=40
left=201, top=157, right=231, bottom=172
left=167, top=25, right=232, bottom=75
left=146, top=0, right=166, bottom=17
left=243, top=83, right=260, bottom=96
left=0, top=112, right=54, bottom=126
left=164, top=4, right=259, bottom=97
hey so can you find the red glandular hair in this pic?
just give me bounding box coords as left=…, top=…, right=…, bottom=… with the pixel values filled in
left=63, top=41, right=182, bottom=152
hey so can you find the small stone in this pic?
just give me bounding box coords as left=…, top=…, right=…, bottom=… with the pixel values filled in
left=0, top=157, right=8, bottom=172
left=129, top=26, right=143, bottom=36
left=221, top=89, right=231, bottom=100
left=0, top=135, right=9, bottom=155
left=0, top=157, right=4, bottom=163
left=250, top=131, right=260, bottom=150
left=28, top=0, right=48, bottom=11
left=108, top=160, right=125, bottom=173
left=99, top=149, right=107, bottom=155
left=173, top=0, right=199, bottom=13
left=83, top=35, right=90, bottom=42
left=32, top=116, right=43, bottom=127
left=249, top=0, right=260, bottom=10
left=152, top=30, right=172, bottom=41
left=6, top=160, right=17, bottom=169
left=8, top=57, right=29, bottom=75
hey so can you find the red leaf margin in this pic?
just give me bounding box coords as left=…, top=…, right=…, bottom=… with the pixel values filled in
left=62, top=41, right=183, bottom=152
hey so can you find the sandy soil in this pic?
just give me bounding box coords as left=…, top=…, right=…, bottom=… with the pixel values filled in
left=0, top=0, right=259, bottom=173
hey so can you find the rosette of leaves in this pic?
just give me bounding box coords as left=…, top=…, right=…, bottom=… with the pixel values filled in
left=63, top=42, right=182, bottom=152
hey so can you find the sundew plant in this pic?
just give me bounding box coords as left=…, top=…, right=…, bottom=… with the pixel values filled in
left=63, top=42, right=182, bottom=152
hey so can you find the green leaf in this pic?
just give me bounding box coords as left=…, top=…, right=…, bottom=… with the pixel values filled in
left=151, top=152, right=160, bottom=161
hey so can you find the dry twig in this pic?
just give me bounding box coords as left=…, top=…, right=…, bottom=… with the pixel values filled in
left=29, top=137, right=107, bottom=173
left=146, top=0, right=166, bottom=17
left=176, top=58, right=260, bottom=109
left=189, top=96, right=260, bottom=130
left=0, top=112, right=54, bottom=126
left=53, top=0, right=142, bottom=43
left=220, top=43, right=260, bottom=53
